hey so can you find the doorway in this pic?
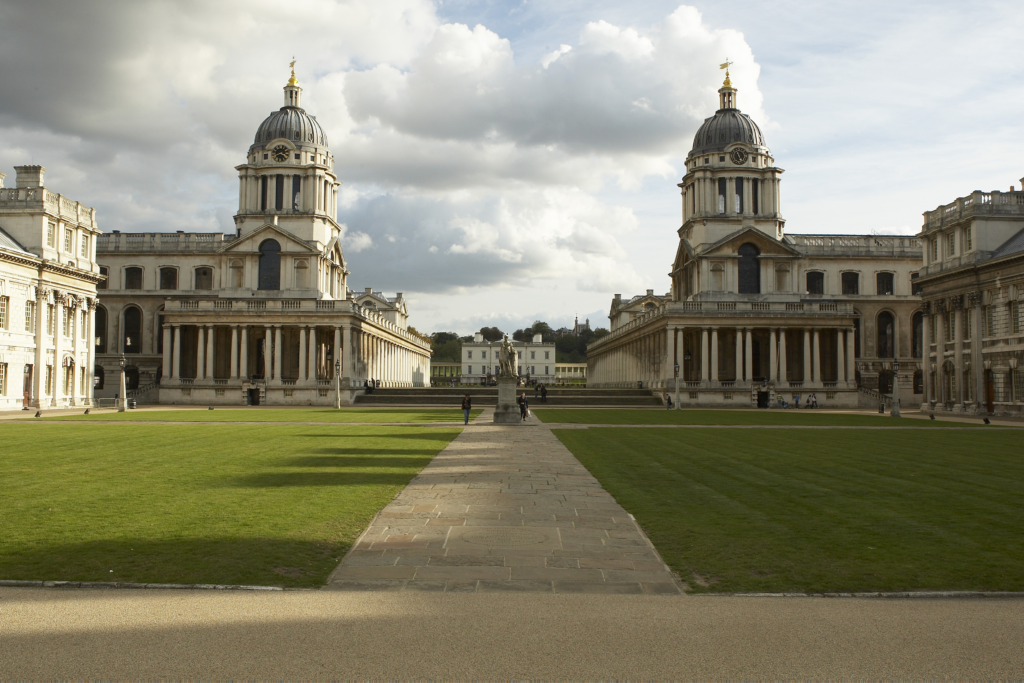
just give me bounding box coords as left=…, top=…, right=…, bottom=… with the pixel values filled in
left=248, top=388, right=260, bottom=405
left=756, top=391, right=769, bottom=408
left=985, top=370, right=994, bottom=413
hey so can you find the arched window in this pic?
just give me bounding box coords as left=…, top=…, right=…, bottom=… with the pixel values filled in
left=159, top=267, right=178, bottom=290
left=230, top=259, right=244, bottom=288
left=806, top=271, right=824, bottom=295
left=876, top=272, right=895, bottom=295
left=124, top=366, right=140, bottom=390
left=194, top=267, right=213, bottom=290
left=94, top=364, right=104, bottom=390
left=912, top=311, right=923, bottom=358
left=94, top=306, right=107, bottom=353
left=737, top=243, right=760, bottom=294
left=294, top=260, right=309, bottom=289
left=123, top=306, right=142, bottom=354
left=258, top=240, right=281, bottom=290
left=124, top=267, right=143, bottom=290
left=841, top=272, right=860, bottom=295
left=877, top=311, right=895, bottom=358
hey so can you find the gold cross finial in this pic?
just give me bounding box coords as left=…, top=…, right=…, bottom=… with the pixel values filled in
left=720, top=59, right=733, bottom=87
left=287, top=57, right=299, bottom=86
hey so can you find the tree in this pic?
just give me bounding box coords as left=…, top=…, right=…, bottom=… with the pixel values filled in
left=478, top=326, right=504, bottom=342
left=592, top=327, right=610, bottom=339
left=431, top=331, right=460, bottom=346
left=530, top=320, right=554, bottom=342
left=512, top=328, right=529, bottom=342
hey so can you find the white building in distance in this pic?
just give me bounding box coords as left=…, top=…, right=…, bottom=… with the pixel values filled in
left=462, top=333, right=556, bottom=384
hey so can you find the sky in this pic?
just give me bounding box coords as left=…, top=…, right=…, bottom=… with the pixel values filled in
left=1, top=0, right=1022, bottom=335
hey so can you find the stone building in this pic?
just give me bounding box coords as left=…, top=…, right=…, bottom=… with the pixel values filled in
left=0, top=166, right=102, bottom=410
left=94, top=68, right=430, bottom=405
left=587, top=70, right=923, bottom=408
left=915, top=180, right=1024, bottom=415
left=462, top=333, right=556, bottom=385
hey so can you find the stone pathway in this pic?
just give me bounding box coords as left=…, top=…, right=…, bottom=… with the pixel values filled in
left=326, top=410, right=682, bottom=594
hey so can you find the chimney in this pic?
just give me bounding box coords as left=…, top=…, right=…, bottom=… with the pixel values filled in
left=474, top=333, right=483, bottom=343
left=533, top=333, right=542, bottom=343
left=647, top=289, right=654, bottom=296
left=614, top=294, right=621, bottom=301
left=14, top=165, right=45, bottom=188
left=365, top=287, right=372, bottom=294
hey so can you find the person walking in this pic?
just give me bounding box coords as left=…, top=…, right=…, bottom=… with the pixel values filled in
left=518, top=392, right=528, bottom=421
left=461, top=394, right=472, bottom=425
left=541, top=384, right=547, bottom=403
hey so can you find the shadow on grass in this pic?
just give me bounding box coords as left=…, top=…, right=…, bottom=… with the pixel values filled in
left=227, top=471, right=420, bottom=488
left=0, top=537, right=347, bottom=588
left=295, top=432, right=458, bottom=440
left=285, top=454, right=434, bottom=468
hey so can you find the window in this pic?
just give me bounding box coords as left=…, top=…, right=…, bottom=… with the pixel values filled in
left=46, top=304, right=54, bottom=335
left=0, top=296, right=7, bottom=329
left=94, top=365, right=104, bottom=390
left=123, top=307, right=142, bottom=354
left=913, top=370, right=923, bottom=395
left=64, top=227, right=73, bottom=253
left=965, top=225, right=973, bottom=251
left=275, top=174, right=284, bottom=210
left=717, top=178, right=726, bottom=214
left=24, top=301, right=34, bottom=332
left=737, top=243, right=760, bottom=294
left=911, top=272, right=921, bottom=295
left=517, top=351, right=522, bottom=359
left=545, top=351, right=550, bottom=360
left=94, top=307, right=107, bottom=353
left=159, top=267, right=178, bottom=290
left=912, top=312, right=923, bottom=358
left=853, top=315, right=861, bottom=358
left=841, top=272, right=859, bottom=295
left=468, top=365, right=473, bottom=374
left=0, top=363, right=6, bottom=395
left=946, top=232, right=955, bottom=258
left=877, top=311, right=895, bottom=358
left=876, top=272, right=894, bottom=295
left=467, top=351, right=472, bottom=359
left=194, top=267, right=213, bottom=290
left=258, top=240, right=281, bottom=290
left=260, top=176, right=268, bottom=211
left=930, top=238, right=938, bottom=262
left=531, top=351, right=536, bottom=360
left=292, top=175, right=301, bottom=210
left=62, top=306, right=71, bottom=337
left=752, top=179, right=760, bottom=215
left=482, top=351, right=487, bottom=359
left=124, top=267, right=143, bottom=289
left=806, top=271, right=824, bottom=295
left=98, top=266, right=108, bottom=290
left=80, top=234, right=89, bottom=258
left=80, top=309, right=88, bottom=339
left=157, top=313, right=165, bottom=354
left=46, top=221, right=56, bottom=247
left=735, top=179, right=744, bottom=213
left=545, top=366, right=549, bottom=374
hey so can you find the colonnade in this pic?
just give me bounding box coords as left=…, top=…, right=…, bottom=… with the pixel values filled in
left=589, top=323, right=856, bottom=390
left=34, top=290, right=96, bottom=407
left=921, top=297, right=985, bottom=410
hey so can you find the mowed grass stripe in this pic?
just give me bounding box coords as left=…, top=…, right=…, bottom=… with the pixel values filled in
left=0, top=423, right=459, bottom=587
left=35, top=408, right=481, bottom=423
left=553, top=427, right=1024, bottom=593
left=534, top=408, right=988, bottom=427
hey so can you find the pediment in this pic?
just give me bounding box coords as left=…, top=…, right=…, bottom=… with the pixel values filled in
left=701, top=227, right=801, bottom=258
left=221, top=224, right=316, bottom=254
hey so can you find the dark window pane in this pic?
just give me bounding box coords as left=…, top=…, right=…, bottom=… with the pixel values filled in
left=258, top=239, right=281, bottom=290
left=94, top=307, right=107, bottom=353
left=737, top=243, right=760, bottom=294
left=841, top=272, right=859, bottom=295
left=125, top=267, right=142, bottom=290
left=751, top=179, right=759, bottom=215
left=123, top=307, right=142, bottom=354
left=260, top=176, right=268, bottom=211
left=275, top=175, right=284, bottom=210
left=159, top=267, right=177, bottom=290
left=195, top=268, right=213, bottom=290
left=806, top=271, right=824, bottom=295
left=292, top=175, right=301, bottom=211
left=97, top=266, right=108, bottom=290
left=877, top=311, right=895, bottom=358
left=876, top=272, right=894, bottom=295
left=912, top=312, right=923, bottom=358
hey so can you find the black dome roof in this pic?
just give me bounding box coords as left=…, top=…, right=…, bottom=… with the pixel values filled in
left=253, top=106, right=328, bottom=149
left=689, top=108, right=765, bottom=157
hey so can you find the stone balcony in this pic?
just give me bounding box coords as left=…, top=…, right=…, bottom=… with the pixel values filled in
left=98, top=231, right=234, bottom=252
left=922, top=189, right=1024, bottom=232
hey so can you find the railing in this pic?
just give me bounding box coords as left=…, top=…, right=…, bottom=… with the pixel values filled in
left=924, top=189, right=1024, bottom=229
left=316, top=301, right=334, bottom=310
left=179, top=300, right=198, bottom=310
left=818, top=303, right=837, bottom=312
left=247, top=300, right=266, bottom=311
left=179, top=378, right=194, bottom=386
left=685, top=381, right=702, bottom=388
left=717, top=302, right=736, bottom=311
left=214, top=301, right=233, bottom=310
left=751, top=302, right=770, bottom=311
left=786, top=303, right=804, bottom=311
left=789, top=234, right=922, bottom=256
left=822, top=382, right=837, bottom=389
left=127, top=382, right=158, bottom=398
left=214, top=379, right=227, bottom=385
left=281, top=379, right=297, bottom=386
left=282, top=300, right=301, bottom=310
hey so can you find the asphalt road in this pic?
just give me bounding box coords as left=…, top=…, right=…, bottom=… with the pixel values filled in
left=2, top=588, right=1022, bottom=679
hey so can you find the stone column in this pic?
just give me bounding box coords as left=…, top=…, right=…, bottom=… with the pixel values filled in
left=264, top=327, right=272, bottom=380
left=334, top=327, right=342, bottom=379
left=812, top=328, right=822, bottom=386
left=298, top=327, right=307, bottom=383
left=954, top=305, right=964, bottom=408
left=205, top=325, right=215, bottom=380
left=779, top=328, right=788, bottom=384
left=836, top=328, right=846, bottom=383
left=803, top=329, right=812, bottom=384
left=744, top=328, right=753, bottom=383
left=710, top=327, right=719, bottom=382
left=935, top=308, right=946, bottom=404
left=69, top=303, right=80, bottom=405
left=769, top=328, right=778, bottom=382
left=171, top=325, right=181, bottom=379
left=32, top=290, right=47, bottom=407
left=921, top=312, right=932, bottom=404
left=735, top=328, right=743, bottom=382
left=162, top=325, right=172, bottom=379
left=240, top=327, right=249, bottom=380
left=273, top=326, right=283, bottom=383
left=970, top=298, right=984, bottom=409
left=700, top=328, right=709, bottom=384
left=846, top=328, right=856, bottom=387
left=230, top=326, right=239, bottom=380
left=53, top=296, right=63, bottom=405
left=196, top=326, right=205, bottom=380
left=308, top=326, right=318, bottom=381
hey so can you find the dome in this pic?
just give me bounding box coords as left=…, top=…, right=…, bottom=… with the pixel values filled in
left=253, top=106, right=328, bottom=149
left=689, top=108, right=765, bottom=157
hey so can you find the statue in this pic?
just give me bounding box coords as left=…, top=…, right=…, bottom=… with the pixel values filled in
left=498, top=334, right=518, bottom=379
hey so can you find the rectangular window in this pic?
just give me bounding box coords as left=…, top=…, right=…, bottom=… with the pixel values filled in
left=81, top=309, right=88, bottom=339
left=0, top=296, right=7, bottom=330
left=98, top=266, right=108, bottom=290
left=467, top=365, right=473, bottom=374
left=260, top=176, right=268, bottom=211
left=930, top=238, right=938, bottom=262
left=717, top=178, right=726, bottom=214
left=63, top=307, right=71, bottom=337
left=80, top=234, right=89, bottom=258
left=545, top=351, right=550, bottom=359
left=531, top=351, right=536, bottom=359
left=841, top=272, right=859, bottom=295
left=876, top=272, right=894, bottom=295
left=735, top=178, right=744, bottom=213
left=752, top=179, right=760, bottom=215
left=946, top=232, right=955, bottom=258
left=124, top=267, right=143, bottom=289
left=965, top=225, right=973, bottom=251
left=47, top=304, right=54, bottom=335
left=911, top=272, right=921, bottom=295
left=159, top=267, right=178, bottom=290
left=46, top=221, right=56, bottom=247
left=0, top=363, right=6, bottom=395
left=481, top=351, right=487, bottom=359
left=45, top=365, right=52, bottom=395
left=64, top=227, right=73, bottom=253
left=275, top=174, right=284, bottom=210
left=806, top=271, right=824, bottom=295
left=292, top=175, right=301, bottom=210
left=25, top=301, right=34, bottom=332
left=467, top=351, right=472, bottom=359
left=1013, top=302, right=1022, bottom=334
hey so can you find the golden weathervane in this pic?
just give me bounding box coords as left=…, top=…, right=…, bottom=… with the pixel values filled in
left=720, top=59, right=733, bottom=87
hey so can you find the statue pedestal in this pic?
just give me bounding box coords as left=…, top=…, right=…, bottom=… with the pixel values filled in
left=493, top=378, right=520, bottom=424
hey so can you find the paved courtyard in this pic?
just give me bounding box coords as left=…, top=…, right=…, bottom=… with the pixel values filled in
left=327, top=410, right=681, bottom=593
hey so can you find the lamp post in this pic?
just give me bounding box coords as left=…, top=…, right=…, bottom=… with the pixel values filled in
left=890, top=358, right=901, bottom=418
left=118, top=354, right=126, bottom=413
left=674, top=362, right=680, bottom=410
left=334, top=359, right=342, bottom=409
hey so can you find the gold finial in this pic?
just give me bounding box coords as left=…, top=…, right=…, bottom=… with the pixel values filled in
left=287, top=57, right=298, bottom=86
left=720, top=59, right=733, bottom=87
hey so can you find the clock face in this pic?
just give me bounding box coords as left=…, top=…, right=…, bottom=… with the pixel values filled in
left=729, top=148, right=749, bottom=165
left=271, top=145, right=289, bottom=162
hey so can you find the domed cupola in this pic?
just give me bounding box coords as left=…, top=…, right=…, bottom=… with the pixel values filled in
left=688, top=66, right=766, bottom=159
left=249, top=63, right=330, bottom=156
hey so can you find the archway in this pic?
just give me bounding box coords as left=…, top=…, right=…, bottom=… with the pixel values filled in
left=123, top=306, right=142, bottom=354
left=94, top=364, right=104, bottom=390
left=94, top=306, right=108, bottom=353
left=912, top=311, right=923, bottom=358
left=877, top=311, right=895, bottom=358
left=258, top=239, right=281, bottom=290
left=737, top=243, right=760, bottom=294
left=878, top=368, right=894, bottom=394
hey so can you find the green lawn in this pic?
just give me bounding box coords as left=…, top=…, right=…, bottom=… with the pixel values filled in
left=554, top=427, right=1024, bottom=593
left=37, top=407, right=481, bottom=423
left=535, top=408, right=986, bottom=427
left=0, top=423, right=459, bottom=587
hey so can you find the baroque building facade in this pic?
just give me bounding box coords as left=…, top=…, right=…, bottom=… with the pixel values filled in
left=461, top=333, right=556, bottom=385
left=587, top=71, right=923, bottom=408
left=0, top=166, right=102, bottom=410
left=94, top=69, right=430, bottom=405
left=916, top=180, right=1024, bottom=415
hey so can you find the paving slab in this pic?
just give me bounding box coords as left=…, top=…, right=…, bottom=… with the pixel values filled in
left=326, top=412, right=683, bottom=594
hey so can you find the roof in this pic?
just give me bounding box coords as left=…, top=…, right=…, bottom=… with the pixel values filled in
left=0, top=225, right=33, bottom=256
left=252, top=105, right=328, bottom=150
left=689, top=108, right=766, bottom=157
left=992, top=226, right=1024, bottom=259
